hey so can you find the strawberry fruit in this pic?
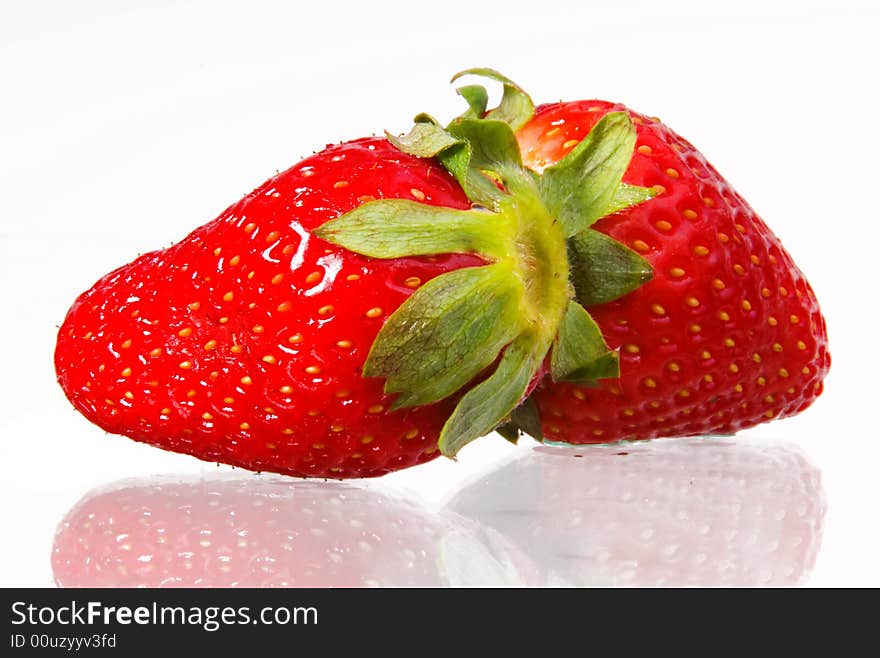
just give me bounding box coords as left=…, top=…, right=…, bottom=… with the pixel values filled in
left=54, top=69, right=829, bottom=478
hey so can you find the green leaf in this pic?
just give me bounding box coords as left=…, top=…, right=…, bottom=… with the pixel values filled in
left=313, top=199, right=507, bottom=259
left=456, top=84, right=489, bottom=118
left=539, top=111, right=638, bottom=237
left=386, top=121, right=460, bottom=159
left=451, top=68, right=535, bottom=131
left=365, top=264, right=523, bottom=409
left=551, top=301, right=619, bottom=383
left=446, top=117, right=523, bottom=172
left=567, top=229, right=653, bottom=306
left=606, top=183, right=656, bottom=215
left=438, top=333, right=540, bottom=457
left=495, top=397, right=543, bottom=442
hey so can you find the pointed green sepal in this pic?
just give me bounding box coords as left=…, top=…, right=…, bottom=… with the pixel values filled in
left=438, top=333, right=541, bottom=457
left=386, top=121, right=461, bottom=159
left=567, top=229, right=653, bottom=306
left=364, top=264, right=524, bottom=410
left=456, top=84, right=489, bottom=119
left=606, top=182, right=656, bottom=215
left=551, top=301, right=619, bottom=383
left=313, top=199, right=507, bottom=259
left=451, top=68, right=534, bottom=131
left=495, top=396, right=543, bottom=442
left=539, top=111, right=638, bottom=237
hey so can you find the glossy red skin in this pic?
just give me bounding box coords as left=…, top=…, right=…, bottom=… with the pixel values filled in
left=55, top=137, right=482, bottom=478
left=517, top=101, right=829, bottom=443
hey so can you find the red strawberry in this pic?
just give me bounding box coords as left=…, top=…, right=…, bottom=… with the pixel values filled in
left=54, top=137, right=484, bottom=478
left=512, top=101, right=830, bottom=443
left=52, top=475, right=538, bottom=587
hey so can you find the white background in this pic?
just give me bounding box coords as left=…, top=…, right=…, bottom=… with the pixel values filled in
left=1, top=0, right=878, bottom=586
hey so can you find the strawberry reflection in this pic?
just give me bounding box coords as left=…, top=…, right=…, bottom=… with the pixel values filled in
left=52, top=476, right=537, bottom=587
left=447, top=438, right=825, bottom=587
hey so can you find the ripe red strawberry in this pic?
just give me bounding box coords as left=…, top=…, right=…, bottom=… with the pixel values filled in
left=54, top=137, right=483, bottom=478
left=512, top=101, right=830, bottom=443
left=52, top=475, right=538, bottom=587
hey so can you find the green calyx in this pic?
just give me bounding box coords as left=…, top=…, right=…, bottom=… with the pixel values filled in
left=314, top=68, right=655, bottom=457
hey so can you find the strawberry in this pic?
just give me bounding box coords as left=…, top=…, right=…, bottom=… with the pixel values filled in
left=54, top=137, right=483, bottom=478
left=52, top=475, right=538, bottom=587
left=507, top=101, right=830, bottom=443
left=447, top=440, right=826, bottom=586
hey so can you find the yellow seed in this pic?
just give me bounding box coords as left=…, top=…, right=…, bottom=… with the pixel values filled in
left=655, top=220, right=672, bottom=232
left=790, top=314, right=800, bottom=324
left=779, top=368, right=790, bottom=378
left=306, top=271, right=322, bottom=284
left=650, top=401, right=661, bottom=409
left=120, top=339, right=132, bottom=349
left=651, top=184, right=666, bottom=195
left=765, top=410, right=775, bottom=418
left=761, top=288, right=771, bottom=298
left=768, top=316, right=778, bottom=326
left=712, top=278, right=725, bottom=290
left=244, top=222, right=256, bottom=233
left=222, top=291, right=234, bottom=302
left=668, top=362, right=681, bottom=372
left=223, top=396, right=235, bottom=404
left=733, top=264, right=746, bottom=275
left=686, top=297, right=700, bottom=308
left=729, top=363, right=740, bottom=373
left=764, top=394, right=775, bottom=404
left=703, top=197, right=715, bottom=207
left=252, top=325, right=264, bottom=334
left=365, top=307, right=383, bottom=318
left=404, top=276, right=422, bottom=288
left=336, top=340, right=353, bottom=349
left=410, top=188, right=426, bottom=201
left=318, top=305, right=334, bottom=315
left=718, top=311, right=731, bottom=322
left=213, top=247, right=222, bottom=257
left=312, top=442, right=326, bottom=449
left=772, top=343, right=783, bottom=352
left=735, top=223, right=746, bottom=234
left=678, top=389, right=690, bottom=398
left=281, top=428, right=294, bottom=435
left=572, top=389, right=585, bottom=400
left=160, top=407, right=172, bottom=415
left=752, top=353, right=762, bottom=363
left=204, top=339, right=217, bottom=350
left=651, top=303, right=666, bottom=316
left=279, top=385, right=294, bottom=394
left=797, top=340, right=807, bottom=350
left=149, top=348, right=162, bottom=357
left=637, top=144, right=652, bottom=154
left=263, top=355, right=277, bottom=364
left=665, top=168, right=680, bottom=179
left=346, top=274, right=360, bottom=281
left=360, top=435, right=374, bottom=444
left=734, top=384, right=743, bottom=393
left=751, top=255, right=761, bottom=265
left=592, top=429, right=605, bottom=437
left=247, top=271, right=255, bottom=280
left=333, top=180, right=349, bottom=189
left=188, top=302, right=201, bottom=311
left=742, top=300, right=752, bottom=311
left=405, top=428, right=419, bottom=439
left=682, top=209, right=698, bottom=220
left=624, top=344, right=640, bottom=354
left=218, top=316, right=229, bottom=324
left=670, top=267, right=686, bottom=278
left=780, top=286, right=789, bottom=297
left=717, top=232, right=729, bottom=243
left=335, top=389, right=350, bottom=398
left=563, top=139, right=579, bottom=149
left=787, top=386, right=796, bottom=394
left=643, top=377, right=657, bottom=389
left=689, top=324, right=701, bottom=334
left=632, top=239, right=650, bottom=253
left=230, top=344, right=243, bottom=354
left=120, top=367, right=132, bottom=377
left=694, top=245, right=709, bottom=256
left=545, top=127, right=561, bottom=137
left=288, top=333, right=303, bottom=344
left=330, top=425, right=344, bottom=433
left=240, top=376, right=253, bottom=385
left=757, top=376, right=767, bottom=386
left=367, top=404, right=385, bottom=414
left=179, top=361, right=192, bottom=370
left=305, top=365, right=321, bottom=374
left=701, top=350, right=712, bottom=360
left=307, top=410, right=320, bottom=417
left=622, top=408, right=636, bottom=416
left=178, top=327, right=193, bottom=338
left=271, top=273, right=285, bottom=285
left=264, top=231, right=281, bottom=243
left=202, top=412, right=213, bottom=421
left=277, top=301, right=293, bottom=313
left=704, top=374, right=714, bottom=383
